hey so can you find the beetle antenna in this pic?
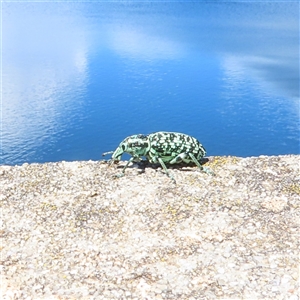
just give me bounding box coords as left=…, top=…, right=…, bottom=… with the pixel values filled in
left=102, top=151, right=114, bottom=157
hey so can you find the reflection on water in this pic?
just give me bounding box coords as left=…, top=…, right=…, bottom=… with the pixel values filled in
left=2, top=3, right=89, bottom=163
left=2, top=2, right=299, bottom=165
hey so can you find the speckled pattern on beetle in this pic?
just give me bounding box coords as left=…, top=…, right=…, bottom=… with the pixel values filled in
left=102, top=131, right=214, bottom=183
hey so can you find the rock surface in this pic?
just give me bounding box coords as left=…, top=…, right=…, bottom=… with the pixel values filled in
left=1, top=155, right=299, bottom=299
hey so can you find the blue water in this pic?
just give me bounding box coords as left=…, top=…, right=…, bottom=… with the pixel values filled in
left=2, top=1, right=299, bottom=165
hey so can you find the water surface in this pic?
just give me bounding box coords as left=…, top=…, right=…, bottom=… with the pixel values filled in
left=2, top=1, right=299, bottom=165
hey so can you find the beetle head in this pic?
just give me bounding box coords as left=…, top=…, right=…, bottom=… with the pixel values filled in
left=112, top=134, right=150, bottom=161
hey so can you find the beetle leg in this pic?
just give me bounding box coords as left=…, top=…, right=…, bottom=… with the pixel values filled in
left=113, top=156, right=142, bottom=178
left=188, top=153, right=215, bottom=175
left=169, top=153, right=187, bottom=164
left=157, top=157, right=176, bottom=183
left=113, top=158, right=132, bottom=178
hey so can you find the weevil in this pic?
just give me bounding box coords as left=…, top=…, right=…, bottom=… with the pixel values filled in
left=102, top=131, right=213, bottom=183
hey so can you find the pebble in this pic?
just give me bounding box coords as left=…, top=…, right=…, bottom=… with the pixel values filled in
left=1, top=155, right=299, bottom=299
